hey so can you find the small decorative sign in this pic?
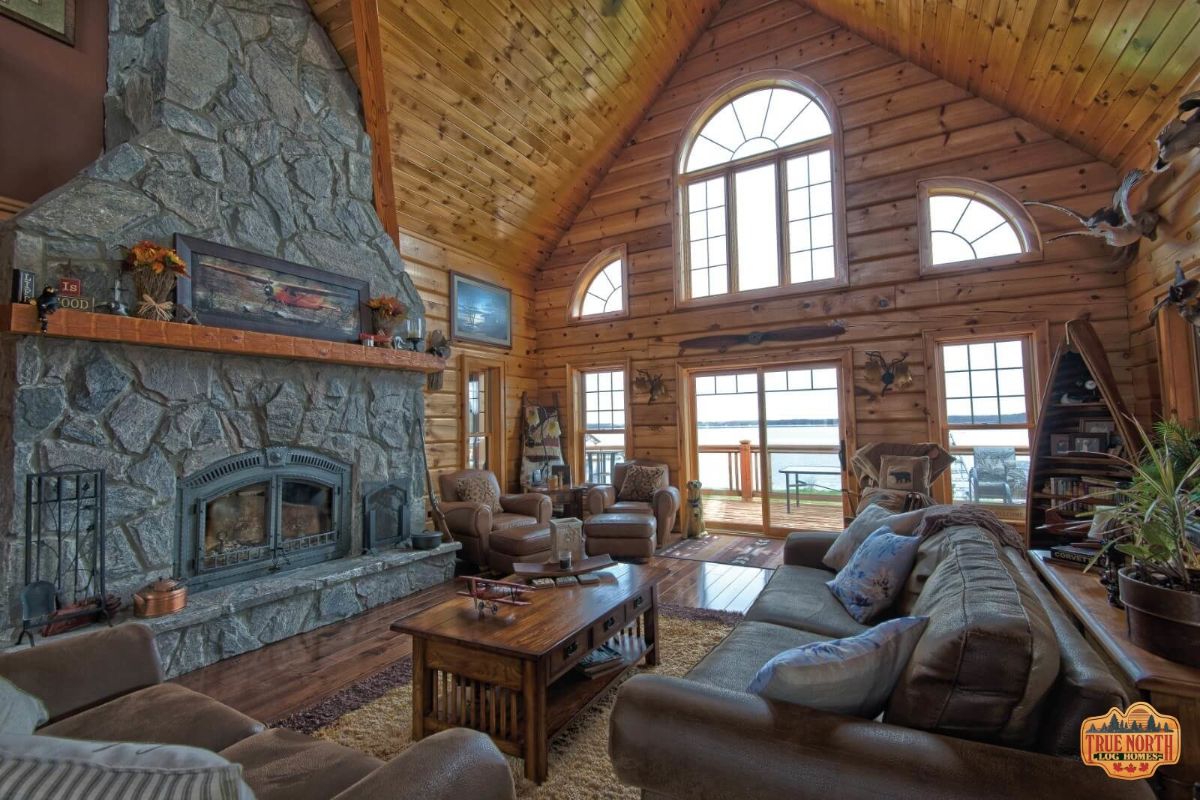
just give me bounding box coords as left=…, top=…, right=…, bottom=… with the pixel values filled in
left=11, top=269, right=36, bottom=304
left=1080, top=701, right=1181, bottom=780
left=55, top=277, right=91, bottom=311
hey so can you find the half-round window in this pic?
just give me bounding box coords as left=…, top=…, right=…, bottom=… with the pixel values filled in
left=570, top=245, right=628, bottom=321
left=919, top=178, right=1042, bottom=273
left=677, top=75, right=846, bottom=302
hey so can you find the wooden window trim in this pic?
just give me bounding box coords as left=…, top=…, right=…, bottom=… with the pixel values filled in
left=917, top=177, right=1043, bottom=277
left=1156, top=289, right=1200, bottom=423
left=568, top=244, right=629, bottom=324
left=566, top=360, right=633, bottom=485
left=459, top=355, right=506, bottom=487
left=672, top=71, right=849, bottom=310
left=923, top=322, right=1050, bottom=509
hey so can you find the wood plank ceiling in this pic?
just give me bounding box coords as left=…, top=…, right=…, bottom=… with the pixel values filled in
left=309, top=0, right=722, bottom=275
left=311, top=0, right=1200, bottom=275
left=800, top=0, right=1200, bottom=172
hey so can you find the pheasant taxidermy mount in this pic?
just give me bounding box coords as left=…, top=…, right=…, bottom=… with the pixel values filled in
left=679, top=321, right=847, bottom=352
left=1150, top=263, right=1200, bottom=327
left=864, top=351, right=913, bottom=395
left=632, top=370, right=668, bottom=403
left=1154, top=90, right=1200, bottom=172
left=1024, top=169, right=1159, bottom=253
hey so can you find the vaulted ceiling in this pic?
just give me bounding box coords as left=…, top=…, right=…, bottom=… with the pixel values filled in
left=311, top=0, right=1200, bottom=275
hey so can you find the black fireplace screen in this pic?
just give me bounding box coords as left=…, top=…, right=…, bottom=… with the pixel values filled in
left=179, top=448, right=350, bottom=590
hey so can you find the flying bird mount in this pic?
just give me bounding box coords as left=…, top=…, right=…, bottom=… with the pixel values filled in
left=1024, top=169, right=1160, bottom=254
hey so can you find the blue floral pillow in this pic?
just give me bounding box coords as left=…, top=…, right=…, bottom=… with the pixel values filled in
left=748, top=616, right=929, bottom=717
left=826, top=526, right=920, bottom=623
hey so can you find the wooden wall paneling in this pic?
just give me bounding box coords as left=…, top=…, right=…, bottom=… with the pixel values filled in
left=533, top=0, right=1136, bottom=530
left=349, top=0, right=399, bottom=244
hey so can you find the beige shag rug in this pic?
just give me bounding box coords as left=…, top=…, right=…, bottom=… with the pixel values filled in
left=277, top=605, right=737, bottom=799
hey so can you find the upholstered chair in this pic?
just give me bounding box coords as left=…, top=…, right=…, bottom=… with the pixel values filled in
left=585, top=460, right=681, bottom=548
left=437, top=469, right=551, bottom=567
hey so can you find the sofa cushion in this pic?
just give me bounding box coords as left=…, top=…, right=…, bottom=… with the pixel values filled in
left=688, top=622, right=830, bottom=693
left=0, top=676, right=47, bottom=735
left=39, top=683, right=264, bottom=754
left=0, top=733, right=254, bottom=800
left=748, top=616, right=928, bottom=717
left=879, top=454, right=931, bottom=494
left=826, top=528, right=920, bottom=623
left=885, top=528, right=1060, bottom=748
left=221, top=728, right=381, bottom=800
left=491, top=512, right=537, bottom=531
left=607, top=500, right=653, bottom=515
left=744, top=565, right=868, bottom=638
left=618, top=464, right=667, bottom=501
left=822, top=505, right=927, bottom=572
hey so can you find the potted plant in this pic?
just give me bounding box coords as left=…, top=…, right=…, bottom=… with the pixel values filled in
left=1101, top=419, right=1200, bottom=666
left=123, top=240, right=189, bottom=321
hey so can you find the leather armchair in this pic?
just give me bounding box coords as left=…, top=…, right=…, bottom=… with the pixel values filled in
left=437, top=469, right=551, bottom=567
left=585, top=460, right=681, bottom=548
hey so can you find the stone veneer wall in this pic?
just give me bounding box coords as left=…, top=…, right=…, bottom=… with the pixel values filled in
left=0, top=0, right=430, bottom=642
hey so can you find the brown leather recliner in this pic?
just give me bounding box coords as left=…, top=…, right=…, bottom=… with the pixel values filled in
left=437, top=469, right=551, bottom=567
left=585, top=460, right=681, bottom=548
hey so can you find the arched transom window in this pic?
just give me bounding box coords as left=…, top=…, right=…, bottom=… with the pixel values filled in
left=569, top=245, right=628, bottom=321
left=678, top=78, right=846, bottom=301
left=919, top=178, right=1042, bottom=273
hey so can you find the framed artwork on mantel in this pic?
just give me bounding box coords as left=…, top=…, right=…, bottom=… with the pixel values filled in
left=174, top=235, right=370, bottom=343
left=0, top=0, right=75, bottom=44
left=450, top=271, right=512, bottom=349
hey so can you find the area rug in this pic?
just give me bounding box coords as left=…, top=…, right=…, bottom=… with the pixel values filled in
left=274, top=605, right=739, bottom=799
left=660, top=533, right=783, bottom=568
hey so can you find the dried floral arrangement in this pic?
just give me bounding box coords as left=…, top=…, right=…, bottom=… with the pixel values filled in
left=123, top=240, right=189, bottom=320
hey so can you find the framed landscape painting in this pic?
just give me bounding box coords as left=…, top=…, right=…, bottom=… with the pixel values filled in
left=450, top=271, right=512, bottom=349
left=174, top=236, right=370, bottom=343
left=0, top=0, right=75, bottom=44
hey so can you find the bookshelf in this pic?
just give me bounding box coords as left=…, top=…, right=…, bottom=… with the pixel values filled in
left=1025, top=319, right=1138, bottom=548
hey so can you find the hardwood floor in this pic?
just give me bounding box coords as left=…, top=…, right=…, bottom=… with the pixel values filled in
left=661, top=531, right=786, bottom=569
left=173, top=554, right=772, bottom=723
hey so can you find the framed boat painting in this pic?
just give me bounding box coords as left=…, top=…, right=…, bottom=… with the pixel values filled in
left=174, top=235, right=370, bottom=343
left=450, top=271, right=512, bottom=349
left=0, top=0, right=75, bottom=44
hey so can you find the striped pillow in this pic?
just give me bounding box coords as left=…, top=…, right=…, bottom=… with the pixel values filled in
left=0, top=734, right=254, bottom=800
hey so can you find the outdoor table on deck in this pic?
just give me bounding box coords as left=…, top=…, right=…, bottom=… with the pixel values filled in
left=779, top=466, right=842, bottom=512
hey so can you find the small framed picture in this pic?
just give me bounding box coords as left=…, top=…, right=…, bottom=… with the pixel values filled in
left=1072, top=434, right=1107, bottom=454
left=450, top=271, right=512, bottom=349
left=1050, top=434, right=1073, bottom=455
left=1080, top=419, right=1116, bottom=434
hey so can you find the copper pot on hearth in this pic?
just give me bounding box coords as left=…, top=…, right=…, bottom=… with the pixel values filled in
left=133, top=577, right=188, bottom=618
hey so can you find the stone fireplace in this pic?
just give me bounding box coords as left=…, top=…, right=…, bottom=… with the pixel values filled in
left=0, top=0, right=457, bottom=673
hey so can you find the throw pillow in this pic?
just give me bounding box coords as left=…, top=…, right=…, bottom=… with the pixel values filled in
left=879, top=454, right=932, bottom=495
left=455, top=475, right=501, bottom=514
left=618, top=464, right=667, bottom=502
left=748, top=616, right=929, bottom=717
left=0, top=677, right=47, bottom=735
left=0, top=734, right=255, bottom=800
left=827, top=527, right=921, bottom=623
left=822, top=505, right=928, bottom=572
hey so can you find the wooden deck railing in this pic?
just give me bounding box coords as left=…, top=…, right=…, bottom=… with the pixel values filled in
left=699, top=443, right=841, bottom=500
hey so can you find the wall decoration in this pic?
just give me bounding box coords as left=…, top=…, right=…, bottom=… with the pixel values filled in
left=11, top=269, right=35, bottom=303
left=521, top=395, right=564, bottom=489
left=863, top=351, right=913, bottom=395
left=1154, top=90, right=1200, bottom=172
left=679, top=321, right=846, bottom=351
left=1024, top=169, right=1159, bottom=251
left=632, top=369, right=669, bottom=403
left=1072, top=434, right=1107, bottom=454
left=124, top=240, right=189, bottom=320
left=426, top=330, right=451, bottom=390
left=367, top=294, right=407, bottom=339
left=450, top=271, right=512, bottom=348
left=0, top=0, right=75, bottom=45
left=1150, top=263, right=1200, bottom=327
left=175, top=235, right=369, bottom=342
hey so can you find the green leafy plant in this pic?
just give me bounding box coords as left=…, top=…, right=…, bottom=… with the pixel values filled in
left=1099, top=418, right=1200, bottom=590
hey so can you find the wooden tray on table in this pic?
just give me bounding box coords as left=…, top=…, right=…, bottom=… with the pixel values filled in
left=512, top=554, right=616, bottom=578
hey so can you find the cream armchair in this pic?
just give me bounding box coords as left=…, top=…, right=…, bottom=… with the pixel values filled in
left=585, top=460, right=681, bottom=548
left=437, top=469, right=551, bottom=567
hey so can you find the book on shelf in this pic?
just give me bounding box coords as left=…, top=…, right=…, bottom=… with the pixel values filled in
left=1047, top=542, right=1101, bottom=569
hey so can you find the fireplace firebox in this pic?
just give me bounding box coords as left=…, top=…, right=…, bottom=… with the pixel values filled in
left=177, top=448, right=352, bottom=591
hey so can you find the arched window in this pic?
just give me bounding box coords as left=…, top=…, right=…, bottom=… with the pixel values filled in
left=677, top=75, right=846, bottom=302
left=918, top=178, right=1042, bottom=273
left=569, top=245, right=628, bottom=321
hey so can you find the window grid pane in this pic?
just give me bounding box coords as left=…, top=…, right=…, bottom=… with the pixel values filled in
left=928, top=192, right=1023, bottom=266
left=582, top=368, right=626, bottom=484
left=580, top=259, right=624, bottom=317
left=785, top=151, right=835, bottom=284
left=941, top=340, right=1027, bottom=426
left=685, top=87, right=831, bottom=173
left=687, top=176, right=729, bottom=298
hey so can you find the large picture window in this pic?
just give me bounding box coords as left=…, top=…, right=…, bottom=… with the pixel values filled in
left=569, top=245, right=628, bottom=322
left=677, top=77, right=846, bottom=302
left=918, top=178, right=1041, bottom=274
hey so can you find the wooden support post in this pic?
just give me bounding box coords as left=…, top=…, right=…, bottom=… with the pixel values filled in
left=738, top=439, right=753, bottom=502
left=349, top=0, right=399, bottom=245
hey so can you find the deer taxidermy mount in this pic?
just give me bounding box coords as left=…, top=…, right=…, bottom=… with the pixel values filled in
left=864, top=351, right=913, bottom=395
left=1154, top=90, right=1200, bottom=172
left=679, top=321, right=847, bottom=352
left=1024, top=169, right=1159, bottom=253
left=632, top=370, right=668, bottom=403
left=1150, top=263, right=1200, bottom=327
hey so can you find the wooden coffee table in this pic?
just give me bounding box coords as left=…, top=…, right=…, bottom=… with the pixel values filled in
left=391, top=563, right=667, bottom=783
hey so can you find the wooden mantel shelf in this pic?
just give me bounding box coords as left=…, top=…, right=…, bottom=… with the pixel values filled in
left=0, top=304, right=446, bottom=374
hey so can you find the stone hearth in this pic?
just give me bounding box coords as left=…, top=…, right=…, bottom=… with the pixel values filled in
left=0, top=0, right=439, bottom=671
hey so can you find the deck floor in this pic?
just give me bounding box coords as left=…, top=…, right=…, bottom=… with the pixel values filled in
left=704, top=495, right=844, bottom=533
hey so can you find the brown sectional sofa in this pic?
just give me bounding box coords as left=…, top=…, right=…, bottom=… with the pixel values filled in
left=610, top=518, right=1156, bottom=800
left=0, top=624, right=515, bottom=800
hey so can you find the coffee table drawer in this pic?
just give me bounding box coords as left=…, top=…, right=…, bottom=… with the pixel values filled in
left=592, top=606, right=627, bottom=645
left=626, top=589, right=651, bottom=620
left=550, top=628, right=592, bottom=675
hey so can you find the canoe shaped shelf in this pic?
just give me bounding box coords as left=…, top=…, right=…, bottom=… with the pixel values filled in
left=0, top=304, right=446, bottom=374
